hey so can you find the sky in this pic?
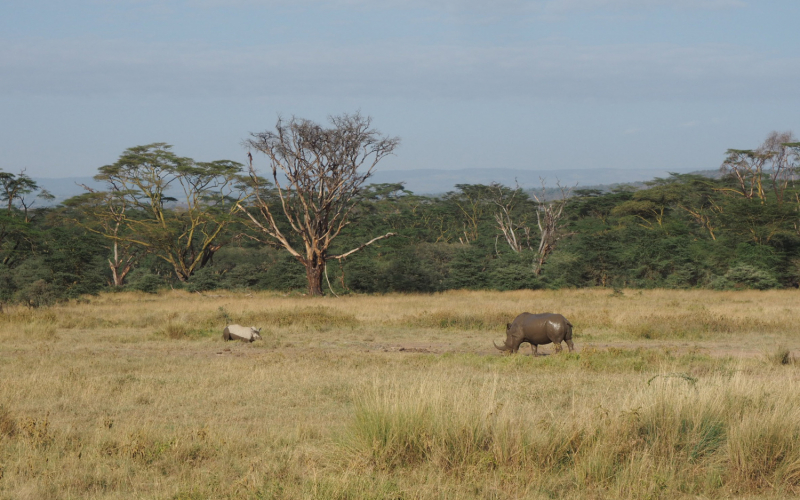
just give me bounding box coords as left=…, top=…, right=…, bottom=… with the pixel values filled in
left=1, top=0, right=799, bottom=178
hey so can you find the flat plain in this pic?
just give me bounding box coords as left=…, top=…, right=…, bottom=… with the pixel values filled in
left=1, top=289, right=799, bottom=499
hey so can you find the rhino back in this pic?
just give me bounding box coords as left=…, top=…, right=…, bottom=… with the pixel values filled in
left=519, top=313, right=568, bottom=343
left=224, top=324, right=254, bottom=341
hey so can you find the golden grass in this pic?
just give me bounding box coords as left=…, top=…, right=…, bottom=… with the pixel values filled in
left=0, top=289, right=799, bottom=498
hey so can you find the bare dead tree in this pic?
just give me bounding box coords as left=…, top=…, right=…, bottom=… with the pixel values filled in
left=490, top=183, right=533, bottom=253
left=531, top=180, right=573, bottom=275
left=242, top=113, right=400, bottom=296
left=760, top=131, right=797, bottom=204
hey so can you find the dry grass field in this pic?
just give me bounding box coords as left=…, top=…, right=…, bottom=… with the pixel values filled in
left=1, top=289, right=799, bottom=499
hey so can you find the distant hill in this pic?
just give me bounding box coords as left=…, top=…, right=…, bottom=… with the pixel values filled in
left=32, top=167, right=717, bottom=205
left=368, top=167, right=706, bottom=195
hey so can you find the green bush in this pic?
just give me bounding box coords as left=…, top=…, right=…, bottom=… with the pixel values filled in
left=185, top=268, right=220, bottom=293
left=712, top=264, right=780, bottom=290
left=130, top=273, right=163, bottom=294
left=486, top=253, right=540, bottom=290
left=14, top=279, right=59, bottom=308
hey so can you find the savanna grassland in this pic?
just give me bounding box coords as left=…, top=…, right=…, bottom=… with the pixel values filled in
left=1, top=289, right=800, bottom=499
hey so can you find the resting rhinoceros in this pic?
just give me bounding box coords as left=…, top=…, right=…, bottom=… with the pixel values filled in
left=223, top=325, right=262, bottom=342
left=494, top=313, right=574, bottom=355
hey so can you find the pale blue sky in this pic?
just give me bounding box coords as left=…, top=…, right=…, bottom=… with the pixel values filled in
left=1, top=0, right=798, bottom=178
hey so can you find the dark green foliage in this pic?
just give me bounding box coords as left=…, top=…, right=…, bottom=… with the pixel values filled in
left=711, top=265, right=780, bottom=290
left=129, top=273, right=164, bottom=294
left=184, top=268, right=220, bottom=293
left=486, top=252, right=541, bottom=291
left=4, top=157, right=800, bottom=301
left=445, top=246, right=491, bottom=290
left=343, top=257, right=385, bottom=293
left=258, top=252, right=309, bottom=291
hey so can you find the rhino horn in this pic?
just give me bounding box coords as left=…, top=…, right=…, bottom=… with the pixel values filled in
left=493, top=340, right=510, bottom=351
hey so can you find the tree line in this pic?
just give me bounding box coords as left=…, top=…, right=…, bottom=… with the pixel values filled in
left=1, top=117, right=799, bottom=306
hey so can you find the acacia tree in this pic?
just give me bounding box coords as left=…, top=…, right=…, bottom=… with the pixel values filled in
left=446, top=184, right=492, bottom=244
left=720, top=131, right=798, bottom=204
left=242, top=113, right=399, bottom=296
left=95, top=144, right=249, bottom=282
left=611, top=177, right=681, bottom=231
left=0, top=170, right=53, bottom=267
left=63, top=188, right=141, bottom=287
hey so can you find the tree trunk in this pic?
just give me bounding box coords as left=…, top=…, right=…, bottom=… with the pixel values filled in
left=108, top=241, right=134, bottom=287
left=109, top=261, right=122, bottom=287
left=174, top=266, right=191, bottom=283
left=306, top=261, right=325, bottom=296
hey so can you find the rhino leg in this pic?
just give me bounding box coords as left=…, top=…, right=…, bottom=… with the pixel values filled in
left=565, top=339, right=575, bottom=352
left=530, top=343, right=538, bottom=356
left=553, top=342, right=563, bottom=354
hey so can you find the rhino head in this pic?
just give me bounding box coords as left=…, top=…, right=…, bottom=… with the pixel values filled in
left=251, top=327, right=262, bottom=341
left=493, top=322, right=513, bottom=352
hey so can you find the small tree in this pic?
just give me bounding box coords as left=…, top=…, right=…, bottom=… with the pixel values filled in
left=720, top=131, right=798, bottom=204
left=0, top=170, right=53, bottom=267
left=531, top=181, right=573, bottom=275
left=611, top=177, right=681, bottom=231
left=63, top=188, right=141, bottom=287
left=96, top=144, right=249, bottom=282
left=489, top=183, right=534, bottom=254
left=243, top=113, right=399, bottom=296
left=485, top=180, right=572, bottom=275
left=446, top=184, right=493, bottom=244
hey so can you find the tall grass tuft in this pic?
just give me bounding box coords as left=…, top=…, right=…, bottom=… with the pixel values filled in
left=0, top=405, right=17, bottom=437
left=345, top=375, right=581, bottom=474
left=154, top=322, right=194, bottom=339
left=766, top=346, right=794, bottom=366
left=345, top=371, right=800, bottom=497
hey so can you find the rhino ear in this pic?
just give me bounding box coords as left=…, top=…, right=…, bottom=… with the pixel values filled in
left=506, top=323, right=511, bottom=330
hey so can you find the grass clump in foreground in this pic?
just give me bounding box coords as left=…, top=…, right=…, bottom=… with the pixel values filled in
left=344, top=370, right=800, bottom=498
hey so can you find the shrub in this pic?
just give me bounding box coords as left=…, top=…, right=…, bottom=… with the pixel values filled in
left=14, top=279, right=59, bottom=308
left=712, top=264, right=779, bottom=290
left=130, top=273, right=163, bottom=294
left=185, top=268, right=220, bottom=293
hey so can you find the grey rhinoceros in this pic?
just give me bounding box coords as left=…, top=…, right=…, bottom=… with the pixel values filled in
left=494, top=313, right=574, bottom=355
left=223, top=325, right=262, bottom=342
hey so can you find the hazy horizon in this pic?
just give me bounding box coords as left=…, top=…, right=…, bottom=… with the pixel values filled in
left=2, top=1, right=798, bottom=178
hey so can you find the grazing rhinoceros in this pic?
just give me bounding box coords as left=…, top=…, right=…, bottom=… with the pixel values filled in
left=223, top=325, right=262, bottom=342
left=494, top=313, right=574, bottom=355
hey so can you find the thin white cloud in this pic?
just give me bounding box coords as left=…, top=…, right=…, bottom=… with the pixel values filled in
left=106, top=0, right=746, bottom=13
left=541, top=0, right=746, bottom=12
left=1, top=38, right=795, bottom=101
